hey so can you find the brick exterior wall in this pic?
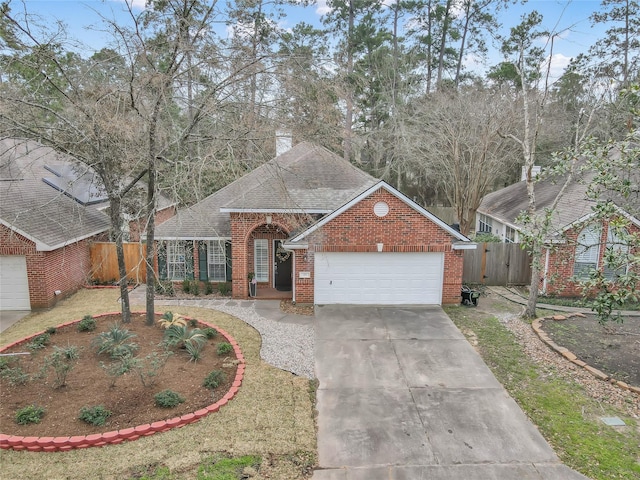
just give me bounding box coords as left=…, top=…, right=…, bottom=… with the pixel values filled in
left=229, top=188, right=464, bottom=304
left=129, top=205, right=176, bottom=242
left=544, top=220, right=640, bottom=297
left=0, top=225, right=94, bottom=309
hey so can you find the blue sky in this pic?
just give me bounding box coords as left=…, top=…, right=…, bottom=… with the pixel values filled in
left=10, top=0, right=608, bottom=78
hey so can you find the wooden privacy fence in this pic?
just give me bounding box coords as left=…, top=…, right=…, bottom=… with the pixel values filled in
left=90, top=242, right=147, bottom=284
left=463, top=242, right=532, bottom=286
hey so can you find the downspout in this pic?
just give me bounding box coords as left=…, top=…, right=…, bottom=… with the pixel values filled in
left=292, top=251, right=296, bottom=303
left=542, top=248, right=550, bottom=294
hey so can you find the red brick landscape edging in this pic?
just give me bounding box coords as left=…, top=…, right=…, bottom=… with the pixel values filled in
left=532, top=314, right=640, bottom=395
left=0, top=312, right=245, bottom=452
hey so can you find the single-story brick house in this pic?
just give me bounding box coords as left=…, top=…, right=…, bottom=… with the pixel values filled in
left=476, top=163, right=639, bottom=296
left=154, top=142, right=474, bottom=305
left=0, top=138, right=175, bottom=310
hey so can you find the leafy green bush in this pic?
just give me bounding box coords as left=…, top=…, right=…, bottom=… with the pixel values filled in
left=182, top=279, right=192, bottom=294
left=202, top=370, right=225, bottom=390
left=133, top=350, right=173, bottom=387
left=154, top=389, right=185, bottom=408
left=93, top=324, right=138, bottom=359
left=218, top=282, right=231, bottom=296
left=15, top=405, right=45, bottom=425
left=189, top=318, right=198, bottom=328
left=45, top=326, right=57, bottom=335
left=79, top=405, right=112, bottom=426
left=216, top=342, right=233, bottom=356
left=77, top=315, right=97, bottom=332
left=163, top=325, right=206, bottom=351
left=0, top=364, right=30, bottom=386
left=191, top=281, right=200, bottom=296
left=100, top=354, right=136, bottom=387
left=41, top=345, right=80, bottom=388
left=27, top=333, right=50, bottom=351
left=472, top=232, right=503, bottom=243
left=204, top=281, right=215, bottom=295
left=203, top=328, right=218, bottom=339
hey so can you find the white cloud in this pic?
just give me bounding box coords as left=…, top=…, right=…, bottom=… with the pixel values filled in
left=543, top=52, right=572, bottom=82
left=315, top=0, right=331, bottom=15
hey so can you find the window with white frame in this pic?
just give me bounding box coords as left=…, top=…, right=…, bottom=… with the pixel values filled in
left=167, top=242, right=186, bottom=280
left=573, top=226, right=601, bottom=279
left=505, top=226, right=516, bottom=243
left=478, top=214, right=492, bottom=233
left=208, top=241, right=227, bottom=282
left=603, top=227, right=629, bottom=280
left=254, top=239, right=269, bottom=282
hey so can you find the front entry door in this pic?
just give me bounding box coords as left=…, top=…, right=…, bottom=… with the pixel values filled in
left=274, top=240, right=293, bottom=291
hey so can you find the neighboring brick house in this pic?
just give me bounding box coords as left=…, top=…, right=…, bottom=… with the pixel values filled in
left=155, top=142, right=474, bottom=305
left=0, top=138, right=175, bottom=310
left=477, top=163, right=639, bottom=297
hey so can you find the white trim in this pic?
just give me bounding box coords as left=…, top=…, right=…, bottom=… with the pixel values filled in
left=290, top=181, right=471, bottom=243
left=452, top=242, right=478, bottom=250
left=150, top=236, right=231, bottom=241
left=542, top=248, right=550, bottom=294
left=254, top=239, right=269, bottom=282
left=220, top=208, right=331, bottom=214
left=281, top=242, right=308, bottom=250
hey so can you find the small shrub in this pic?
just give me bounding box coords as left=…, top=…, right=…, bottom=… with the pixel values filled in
left=185, top=341, right=204, bottom=362
left=202, top=370, right=225, bottom=390
left=78, top=405, right=112, bottom=426
left=0, top=357, right=11, bottom=371
left=218, top=282, right=231, bottom=296
left=100, top=354, right=137, bottom=387
left=27, top=333, right=50, bottom=351
left=163, top=325, right=206, bottom=351
left=93, top=324, right=138, bottom=359
left=41, top=345, right=80, bottom=388
left=155, top=281, right=176, bottom=296
left=154, top=389, right=185, bottom=408
left=472, top=232, right=502, bottom=243
left=204, top=328, right=218, bottom=339
left=216, top=342, right=233, bottom=356
left=133, top=350, right=173, bottom=387
left=77, top=315, right=97, bottom=332
left=191, top=281, right=200, bottom=296
left=189, top=318, right=198, bottom=328
left=0, top=364, right=30, bottom=386
left=15, top=405, right=45, bottom=425
left=204, top=281, right=215, bottom=295
left=182, top=279, right=192, bottom=294
left=45, top=326, right=57, bottom=335
left=158, top=311, right=187, bottom=329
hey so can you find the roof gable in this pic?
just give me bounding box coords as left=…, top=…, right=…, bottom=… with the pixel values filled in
left=288, top=181, right=470, bottom=244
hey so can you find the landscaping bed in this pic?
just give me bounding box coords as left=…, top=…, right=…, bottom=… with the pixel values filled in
left=0, top=312, right=239, bottom=438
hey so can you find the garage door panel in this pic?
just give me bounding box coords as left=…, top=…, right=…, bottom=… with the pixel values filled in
left=0, top=256, right=31, bottom=310
left=315, top=252, right=443, bottom=305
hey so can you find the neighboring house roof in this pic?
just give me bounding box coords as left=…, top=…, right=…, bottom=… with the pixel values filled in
left=0, top=138, right=111, bottom=251
left=286, top=181, right=471, bottom=247
left=155, top=142, right=379, bottom=239
left=0, top=138, right=175, bottom=251
left=478, top=158, right=640, bottom=239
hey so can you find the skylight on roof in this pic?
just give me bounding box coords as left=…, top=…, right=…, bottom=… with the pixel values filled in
left=42, top=163, right=108, bottom=205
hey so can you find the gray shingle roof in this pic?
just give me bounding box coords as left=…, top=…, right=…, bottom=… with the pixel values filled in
left=155, top=142, right=378, bottom=239
left=0, top=138, right=110, bottom=250
left=478, top=158, right=639, bottom=237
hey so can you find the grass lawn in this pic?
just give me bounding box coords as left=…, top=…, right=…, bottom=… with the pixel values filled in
left=445, top=302, right=640, bottom=480
left=0, top=289, right=317, bottom=480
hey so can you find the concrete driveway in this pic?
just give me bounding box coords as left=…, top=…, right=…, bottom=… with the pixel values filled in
left=313, top=305, right=588, bottom=480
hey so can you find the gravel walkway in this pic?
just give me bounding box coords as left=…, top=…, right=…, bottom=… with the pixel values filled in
left=132, top=291, right=316, bottom=380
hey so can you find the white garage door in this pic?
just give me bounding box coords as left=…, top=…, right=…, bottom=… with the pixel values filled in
left=0, top=256, right=31, bottom=310
left=314, top=252, right=444, bottom=305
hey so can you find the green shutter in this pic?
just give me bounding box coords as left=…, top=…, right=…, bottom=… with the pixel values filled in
left=185, top=241, right=195, bottom=280
left=225, top=241, right=232, bottom=281
left=157, top=242, right=167, bottom=280
left=198, top=241, right=208, bottom=281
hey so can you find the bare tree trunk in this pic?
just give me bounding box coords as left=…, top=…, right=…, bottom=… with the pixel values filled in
left=436, top=0, right=452, bottom=89
left=344, top=0, right=355, bottom=162
left=109, top=196, right=131, bottom=323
